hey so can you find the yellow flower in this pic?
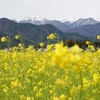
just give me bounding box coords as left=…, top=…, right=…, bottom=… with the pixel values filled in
left=47, top=36, right=49, bottom=39
left=53, top=97, right=59, bottom=100
left=47, top=33, right=56, bottom=40
left=70, top=88, right=76, bottom=96
left=36, top=92, right=42, bottom=98
left=93, top=89, right=97, bottom=93
left=68, top=97, right=72, bottom=100
left=11, top=79, right=19, bottom=88
left=46, top=44, right=54, bottom=51
left=82, top=77, right=90, bottom=88
left=3, top=88, right=7, bottom=93
left=19, top=95, right=25, bottom=100
left=49, top=90, right=53, bottom=94
left=59, top=94, right=66, bottom=100
left=93, top=73, right=100, bottom=84
left=26, top=97, right=31, bottom=100
left=27, top=45, right=34, bottom=51
left=18, top=43, right=24, bottom=48
left=71, top=44, right=82, bottom=53
left=1, top=37, right=6, bottom=42
left=49, top=33, right=56, bottom=39
left=97, top=35, right=100, bottom=39
left=33, top=86, right=37, bottom=91
left=86, top=41, right=91, bottom=45
left=39, top=42, right=44, bottom=47
left=52, top=42, right=70, bottom=68
left=15, top=35, right=20, bottom=39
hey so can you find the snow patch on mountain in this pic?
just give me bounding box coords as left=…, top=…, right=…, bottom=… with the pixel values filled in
left=60, top=17, right=75, bottom=23
left=24, top=14, right=47, bottom=21
left=20, top=14, right=48, bottom=25
left=70, top=18, right=98, bottom=28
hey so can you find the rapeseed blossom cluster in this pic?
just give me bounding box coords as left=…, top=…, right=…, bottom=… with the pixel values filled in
left=52, top=42, right=83, bottom=71
left=97, top=35, right=100, bottom=39
left=39, top=42, right=44, bottom=47
left=15, top=35, right=20, bottom=39
left=0, top=34, right=100, bottom=100
left=47, top=33, right=56, bottom=40
left=1, top=36, right=6, bottom=42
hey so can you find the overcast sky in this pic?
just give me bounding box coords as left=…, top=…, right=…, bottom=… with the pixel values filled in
left=0, top=0, right=100, bottom=21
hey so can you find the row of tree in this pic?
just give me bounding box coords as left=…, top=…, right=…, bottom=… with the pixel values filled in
left=63, top=39, right=100, bottom=50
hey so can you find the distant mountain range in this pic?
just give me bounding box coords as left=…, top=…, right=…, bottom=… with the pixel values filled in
left=0, top=18, right=98, bottom=47
left=18, top=14, right=99, bottom=32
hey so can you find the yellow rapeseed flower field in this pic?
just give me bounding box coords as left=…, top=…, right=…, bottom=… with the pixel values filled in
left=0, top=34, right=100, bottom=100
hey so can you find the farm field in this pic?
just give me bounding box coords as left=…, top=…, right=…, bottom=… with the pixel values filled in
left=0, top=34, right=100, bottom=100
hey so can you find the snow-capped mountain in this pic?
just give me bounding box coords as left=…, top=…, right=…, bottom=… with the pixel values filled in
left=68, top=18, right=98, bottom=28
left=60, top=17, right=74, bottom=23
left=19, top=15, right=99, bottom=32
left=19, top=14, right=70, bottom=31
left=20, top=14, right=48, bottom=25
left=19, top=15, right=75, bottom=25
left=59, top=17, right=75, bottom=26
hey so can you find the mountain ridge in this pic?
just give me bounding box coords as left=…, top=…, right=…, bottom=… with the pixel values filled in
left=0, top=18, right=96, bottom=47
left=18, top=15, right=99, bottom=32
left=65, top=22, right=100, bottom=37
